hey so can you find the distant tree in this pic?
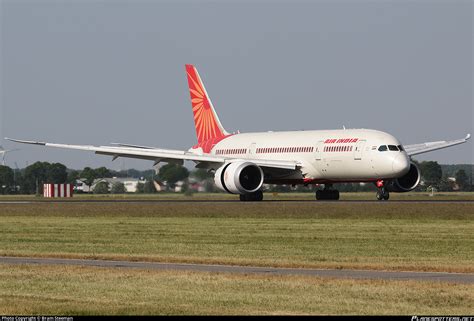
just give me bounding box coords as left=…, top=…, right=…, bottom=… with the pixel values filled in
left=93, top=181, right=109, bottom=194
left=144, top=180, right=157, bottom=193
left=418, top=161, right=442, bottom=187
left=112, top=170, right=127, bottom=178
left=124, top=169, right=141, bottom=178
left=438, top=176, right=453, bottom=192
left=455, top=169, right=470, bottom=191
left=95, top=167, right=112, bottom=178
left=440, top=164, right=473, bottom=179
left=142, top=169, right=155, bottom=179
left=47, top=163, right=68, bottom=183
left=191, top=169, right=213, bottom=181
left=22, top=162, right=51, bottom=194
left=135, top=182, right=145, bottom=193
left=81, top=167, right=97, bottom=192
left=67, top=170, right=80, bottom=184
left=182, top=182, right=193, bottom=196
left=0, top=165, right=14, bottom=194
left=111, top=182, right=126, bottom=194
left=203, top=179, right=217, bottom=193
left=11, top=168, right=22, bottom=194
left=158, top=163, right=189, bottom=188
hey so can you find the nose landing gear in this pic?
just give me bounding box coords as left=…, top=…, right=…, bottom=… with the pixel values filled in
left=315, top=185, right=340, bottom=200
left=375, top=180, right=389, bottom=201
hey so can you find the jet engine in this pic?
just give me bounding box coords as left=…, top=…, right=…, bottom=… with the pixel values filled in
left=386, top=162, right=421, bottom=192
left=214, top=161, right=264, bottom=194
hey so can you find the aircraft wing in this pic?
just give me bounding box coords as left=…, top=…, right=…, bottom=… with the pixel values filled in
left=403, top=134, right=471, bottom=156
left=5, top=138, right=299, bottom=170
left=0, top=148, right=19, bottom=154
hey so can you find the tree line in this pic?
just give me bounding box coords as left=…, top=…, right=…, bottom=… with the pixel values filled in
left=0, top=160, right=471, bottom=195
left=0, top=162, right=194, bottom=195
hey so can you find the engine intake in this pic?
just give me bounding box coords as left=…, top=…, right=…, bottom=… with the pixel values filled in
left=214, top=161, right=264, bottom=194
left=387, top=162, right=421, bottom=192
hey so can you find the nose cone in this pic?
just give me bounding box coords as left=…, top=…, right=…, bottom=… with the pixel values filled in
left=392, top=153, right=410, bottom=175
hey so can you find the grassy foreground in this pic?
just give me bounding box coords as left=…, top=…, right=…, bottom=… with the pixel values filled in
left=0, top=200, right=473, bottom=272
left=0, top=196, right=473, bottom=314
left=0, top=264, right=472, bottom=315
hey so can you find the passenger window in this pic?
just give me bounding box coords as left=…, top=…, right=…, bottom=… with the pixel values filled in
left=388, top=145, right=399, bottom=151
left=378, top=145, right=388, bottom=152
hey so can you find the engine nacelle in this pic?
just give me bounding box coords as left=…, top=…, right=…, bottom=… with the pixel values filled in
left=387, top=162, right=421, bottom=192
left=214, top=161, right=264, bottom=194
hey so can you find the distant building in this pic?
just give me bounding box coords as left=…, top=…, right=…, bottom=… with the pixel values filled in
left=95, top=177, right=146, bottom=193
left=153, top=180, right=165, bottom=192
left=74, top=177, right=147, bottom=193
left=447, top=177, right=460, bottom=191
left=74, top=179, right=91, bottom=193
left=188, top=177, right=205, bottom=192
left=174, top=181, right=184, bottom=192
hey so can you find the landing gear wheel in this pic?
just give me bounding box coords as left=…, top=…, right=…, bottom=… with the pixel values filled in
left=315, top=189, right=340, bottom=201
left=240, top=190, right=263, bottom=202
left=376, top=191, right=383, bottom=201
left=316, top=190, right=322, bottom=200
left=376, top=189, right=389, bottom=201
left=253, top=190, right=263, bottom=201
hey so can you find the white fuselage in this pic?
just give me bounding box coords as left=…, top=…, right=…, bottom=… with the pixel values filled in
left=202, top=129, right=411, bottom=184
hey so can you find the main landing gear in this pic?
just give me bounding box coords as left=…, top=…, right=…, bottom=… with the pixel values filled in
left=315, top=185, right=340, bottom=200
left=375, top=180, right=389, bottom=201
left=240, top=190, right=263, bottom=202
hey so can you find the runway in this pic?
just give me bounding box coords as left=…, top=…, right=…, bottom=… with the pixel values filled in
left=1, top=256, right=473, bottom=284
left=0, top=199, right=473, bottom=204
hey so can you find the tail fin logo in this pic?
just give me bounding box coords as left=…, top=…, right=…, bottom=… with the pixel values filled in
left=186, top=64, right=228, bottom=145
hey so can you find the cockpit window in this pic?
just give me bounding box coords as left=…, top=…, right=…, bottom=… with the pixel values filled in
left=398, top=145, right=404, bottom=151
left=388, top=145, right=399, bottom=151
left=378, top=145, right=388, bottom=152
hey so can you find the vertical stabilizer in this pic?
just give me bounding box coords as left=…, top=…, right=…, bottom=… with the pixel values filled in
left=185, top=64, right=229, bottom=145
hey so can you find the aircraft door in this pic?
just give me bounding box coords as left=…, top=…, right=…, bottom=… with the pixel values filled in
left=248, top=143, right=257, bottom=155
left=353, top=140, right=366, bottom=160
left=314, top=141, right=324, bottom=161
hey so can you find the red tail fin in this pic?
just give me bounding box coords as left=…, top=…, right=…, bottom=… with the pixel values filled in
left=186, top=64, right=228, bottom=145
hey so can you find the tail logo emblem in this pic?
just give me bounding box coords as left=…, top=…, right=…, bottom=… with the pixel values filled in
left=186, top=66, right=223, bottom=143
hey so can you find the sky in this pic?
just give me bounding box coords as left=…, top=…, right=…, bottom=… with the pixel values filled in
left=1, top=0, right=472, bottom=171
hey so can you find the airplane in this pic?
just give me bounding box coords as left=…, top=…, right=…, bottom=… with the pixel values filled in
left=6, top=64, right=471, bottom=201
left=0, top=146, right=19, bottom=166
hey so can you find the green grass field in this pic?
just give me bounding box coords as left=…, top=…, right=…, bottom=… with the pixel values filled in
left=0, top=192, right=473, bottom=314
left=1, top=265, right=472, bottom=315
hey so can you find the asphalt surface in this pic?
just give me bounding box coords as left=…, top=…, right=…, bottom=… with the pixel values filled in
left=0, top=199, right=473, bottom=204
left=1, top=256, right=473, bottom=284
